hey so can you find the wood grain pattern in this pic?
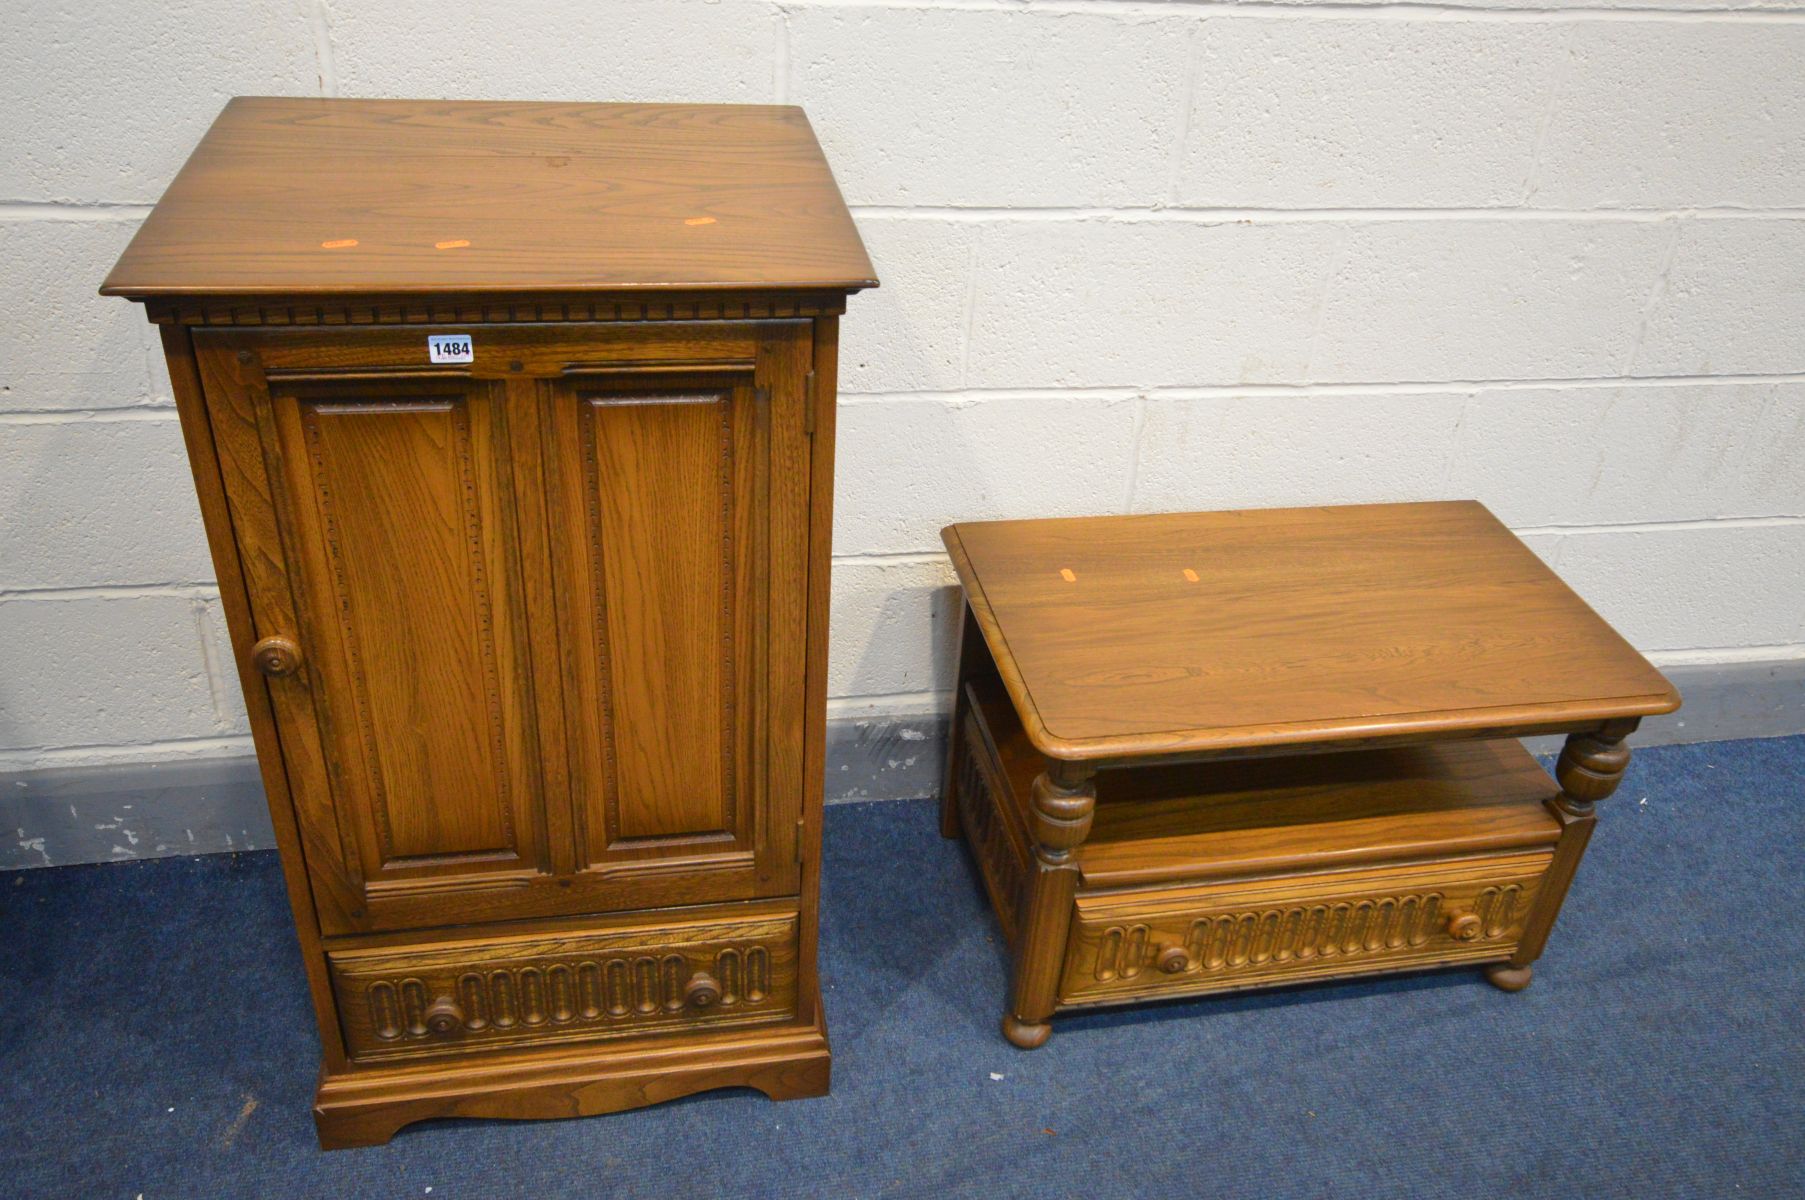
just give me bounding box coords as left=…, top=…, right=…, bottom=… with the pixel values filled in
left=158, top=324, right=354, bottom=1071
left=101, top=98, right=876, bottom=298
left=950, top=706, right=1030, bottom=942
left=580, top=384, right=738, bottom=842
left=1061, top=855, right=1550, bottom=1005
left=941, top=602, right=993, bottom=840
left=137, top=291, right=849, bottom=329
left=539, top=334, right=809, bottom=905
left=944, top=501, right=1680, bottom=761
left=278, top=377, right=541, bottom=871
left=941, top=502, right=1676, bottom=1047
left=330, top=912, right=799, bottom=1062
left=1003, top=759, right=1095, bottom=1049
left=194, top=323, right=815, bottom=932
left=313, top=1012, right=831, bottom=1150
left=795, top=315, right=841, bottom=1030
left=964, top=675, right=1562, bottom=889
left=116, top=99, right=869, bottom=1144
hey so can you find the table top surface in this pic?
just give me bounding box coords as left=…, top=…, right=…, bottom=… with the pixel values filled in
left=101, top=97, right=876, bottom=299
left=944, top=501, right=1679, bottom=762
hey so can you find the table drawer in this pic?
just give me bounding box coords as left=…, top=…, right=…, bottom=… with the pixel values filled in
left=329, top=910, right=800, bottom=1063
left=1060, top=854, right=1551, bottom=1006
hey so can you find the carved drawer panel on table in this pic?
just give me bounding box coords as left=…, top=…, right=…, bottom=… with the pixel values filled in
left=1060, top=854, right=1552, bottom=1006
left=953, top=707, right=1031, bottom=942
left=330, top=913, right=799, bottom=1062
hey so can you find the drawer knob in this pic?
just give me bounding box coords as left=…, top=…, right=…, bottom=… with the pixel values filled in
left=251, top=636, right=302, bottom=678
left=423, top=995, right=465, bottom=1035
left=685, top=971, right=722, bottom=1010
left=1156, top=946, right=1190, bottom=974
left=1447, top=912, right=1483, bottom=942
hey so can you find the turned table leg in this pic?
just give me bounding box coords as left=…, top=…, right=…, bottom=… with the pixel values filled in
left=1003, top=760, right=1096, bottom=1048
left=1486, top=720, right=1637, bottom=993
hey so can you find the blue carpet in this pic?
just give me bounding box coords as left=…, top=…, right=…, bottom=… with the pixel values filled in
left=2, top=735, right=1802, bottom=1198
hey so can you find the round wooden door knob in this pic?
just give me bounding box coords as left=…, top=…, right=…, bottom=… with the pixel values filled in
left=685, top=972, right=722, bottom=1010
left=1156, top=946, right=1190, bottom=974
left=424, top=995, right=465, bottom=1035
left=1447, top=913, right=1483, bottom=942
left=251, top=636, right=302, bottom=678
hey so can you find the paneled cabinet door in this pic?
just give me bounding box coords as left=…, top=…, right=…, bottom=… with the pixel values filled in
left=194, top=324, right=812, bottom=934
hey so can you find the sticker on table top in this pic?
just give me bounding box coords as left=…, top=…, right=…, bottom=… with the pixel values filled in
left=427, top=334, right=473, bottom=364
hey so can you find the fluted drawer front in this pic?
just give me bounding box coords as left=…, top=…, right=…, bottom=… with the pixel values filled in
left=329, top=910, right=799, bottom=1063
left=1060, top=854, right=1551, bottom=1006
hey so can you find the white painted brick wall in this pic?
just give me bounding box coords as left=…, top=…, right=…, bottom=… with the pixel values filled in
left=1634, top=220, right=1805, bottom=376
left=836, top=217, right=977, bottom=394
left=2, top=0, right=1803, bottom=771
left=793, top=6, right=1193, bottom=207
left=0, top=218, right=156, bottom=412
left=1177, top=20, right=1569, bottom=209
left=1553, top=524, right=1805, bottom=650
left=329, top=0, right=778, bottom=104
left=836, top=394, right=1141, bottom=555
left=0, top=0, right=319, bottom=204
left=828, top=558, right=960, bottom=701
left=0, top=417, right=213, bottom=588
left=1534, top=23, right=1805, bottom=208
left=0, top=594, right=230, bottom=750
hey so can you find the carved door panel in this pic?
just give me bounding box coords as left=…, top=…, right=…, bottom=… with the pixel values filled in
left=540, top=341, right=810, bottom=907
left=196, top=343, right=550, bottom=933
left=194, top=323, right=809, bottom=934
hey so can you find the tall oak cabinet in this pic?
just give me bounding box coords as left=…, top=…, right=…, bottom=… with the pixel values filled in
left=103, top=98, right=874, bottom=1148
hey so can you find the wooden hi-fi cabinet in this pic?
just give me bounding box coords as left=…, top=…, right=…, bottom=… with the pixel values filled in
left=103, top=97, right=874, bottom=1147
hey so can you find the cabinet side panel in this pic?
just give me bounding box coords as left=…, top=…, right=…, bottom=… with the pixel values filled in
left=165, top=326, right=350, bottom=1068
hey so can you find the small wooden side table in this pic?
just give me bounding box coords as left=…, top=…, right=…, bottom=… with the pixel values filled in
left=940, top=501, right=1680, bottom=1048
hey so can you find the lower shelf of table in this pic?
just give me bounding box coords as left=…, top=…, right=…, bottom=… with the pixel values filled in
left=952, top=674, right=1575, bottom=1017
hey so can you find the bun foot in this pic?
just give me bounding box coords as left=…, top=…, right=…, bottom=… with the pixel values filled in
left=1484, top=963, right=1533, bottom=993
left=1002, top=1015, right=1051, bottom=1049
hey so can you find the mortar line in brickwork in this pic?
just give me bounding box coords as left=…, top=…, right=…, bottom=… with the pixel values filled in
left=830, top=552, right=950, bottom=567
left=956, top=229, right=982, bottom=387
left=826, top=690, right=952, bottom=714
left=1649, top=643, right=1805, bottom=666
left=0, top=735, right=257, bottom=774
left=0, top=201, right=152, bottom=220
left=773, top=6, right=792, bottom=103
left=0, top=409, right=180, bottom=425
left=838, top=373, right=1805, bottom=405
left=848, top=516, right=1805, bottom=568
left=1163, top=18, right=1204, bottom=206
left=190, top=595, right=238, bottom=735
left=1622, top=215, right=1687, bottom=376
left=1123, top=395, right=1150, bottom=513
left=789, top=0, right=1805, bottom=25
left=1147, top=373, right=1805, bottom=396
left=1512, top=515, right=1805, bottom=537
left=303, top=0, right=339, bottom=97
left=849, top=205, right=1805, bottom=223
left=8, top=202, right=1802, bottom=225
left=0, top=583, right=221, bottom=603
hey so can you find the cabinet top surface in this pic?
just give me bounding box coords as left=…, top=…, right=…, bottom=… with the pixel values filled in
left=944, top=500, right=1680, bottom=760
left=101, top=97, right=876, bottom=299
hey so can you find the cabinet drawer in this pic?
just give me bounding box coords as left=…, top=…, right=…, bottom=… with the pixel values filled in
left=330, top=910, right=800, bottom=1063
left=1060, top=854, right=1551, bottom=1006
